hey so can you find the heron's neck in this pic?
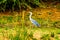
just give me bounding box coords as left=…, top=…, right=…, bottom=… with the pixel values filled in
left=29, top=14, right=32, bottom=20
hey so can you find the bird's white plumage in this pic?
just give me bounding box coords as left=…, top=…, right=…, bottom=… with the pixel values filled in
left=29, top=12, right=40, bottom=27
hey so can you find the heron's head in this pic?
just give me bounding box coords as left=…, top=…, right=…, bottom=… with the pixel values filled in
left=29, top=12, right=32, bottom=15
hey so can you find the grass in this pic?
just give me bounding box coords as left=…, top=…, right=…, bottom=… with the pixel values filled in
left=0, top=25, right=60, bottom=40
left=0, top=8, right=60, bottom=40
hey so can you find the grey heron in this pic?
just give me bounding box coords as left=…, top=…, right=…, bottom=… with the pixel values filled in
left=29, top=12, right=40, bottom=27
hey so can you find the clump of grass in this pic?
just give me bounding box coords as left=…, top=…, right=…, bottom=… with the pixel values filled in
left=7, top=16, right=13, bottom=23
left=41, top=34, right=50, bottom=40
left=17, top=16, right=21, bottom=21
left=29, top=31, right=33, bottom=39
left=51, top=32, right=55, bottom=37
left=52, top=21, right=60, bottom=28
left=41, top=18, right=52, bottom=27
left=9, top=29, right=21, bottom=40
left=23, top=30, right=28, bottom=40
left=57, top=30, right=60, bottom=34
left=9, top=34, right=14, bottom=40
left=32, top=38, right=37, bottom=40
left=47, top=12, right=53, bottom=15
left=4, top=26, right=9, bottom=30
left=55, top=36, right=60, bottom=40
left=13, top=33, right=20, bottom=40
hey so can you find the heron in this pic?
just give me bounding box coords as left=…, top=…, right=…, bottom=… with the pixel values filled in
left=29, top=12, right=40, bottom=27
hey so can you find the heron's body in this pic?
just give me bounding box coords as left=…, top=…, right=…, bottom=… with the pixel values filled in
left=29, top=12, right=40, bottom=27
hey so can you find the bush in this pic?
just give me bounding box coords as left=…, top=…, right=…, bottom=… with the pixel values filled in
left=0, top=0, right=60, bottom=12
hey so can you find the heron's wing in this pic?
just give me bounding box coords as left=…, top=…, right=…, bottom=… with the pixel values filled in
left=31, top=19, right=40, bottom=27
